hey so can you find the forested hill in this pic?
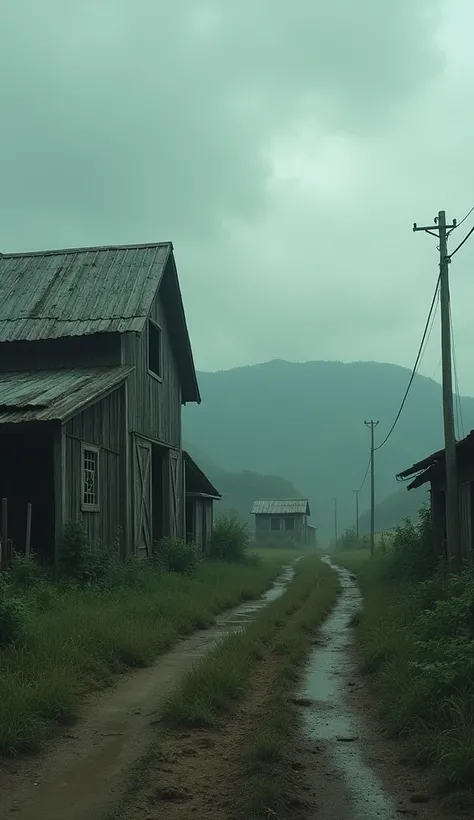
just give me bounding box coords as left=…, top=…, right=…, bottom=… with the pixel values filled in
left=183, top=359, right=474, bottom=540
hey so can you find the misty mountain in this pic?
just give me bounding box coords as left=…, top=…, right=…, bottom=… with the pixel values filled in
left=183, top=359, right=474, bottom=540
left=183, top=440, right=304, bottom=526
left=357, top=486, right=429, bottom=536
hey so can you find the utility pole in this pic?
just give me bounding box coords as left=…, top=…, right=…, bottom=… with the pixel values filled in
left=413, top=211, right=460, bottom=570
left=364, top=420, right=379, bottom=557
left=333, top=497, right=338, bottom=545
left=353, top=490, right=359, bottom=539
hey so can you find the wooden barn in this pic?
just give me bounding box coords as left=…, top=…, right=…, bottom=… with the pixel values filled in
left=0, top=242, right=200, bottom=563
left=251, top=498, right=312, bottom=543
left=184, top=451, right=221, bottom=554
left=397, top=430, right=474, bottom=563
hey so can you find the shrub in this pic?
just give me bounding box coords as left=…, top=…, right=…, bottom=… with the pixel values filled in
left=9, top=551, right=45, bottom=587
left=0, top=594, right=29, bottom=648
left=210, top=514, right=251, bottom=563
left=381, top=506, right=436, bottom=581
left=155, top=537, right=200, bottom=575
left=58, top=521, right=121, bottom=584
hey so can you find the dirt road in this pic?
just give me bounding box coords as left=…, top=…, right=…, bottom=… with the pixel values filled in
left=0, top=565, right=295, bottom=820
left=295, top=560, right=454, bottom=820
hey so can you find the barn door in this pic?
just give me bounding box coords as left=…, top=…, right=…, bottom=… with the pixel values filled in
left=169, top=450, right=181, bottom=537
left=133, top=437, right=152, bottom=559
left=459, top=481, right=472, bottom=561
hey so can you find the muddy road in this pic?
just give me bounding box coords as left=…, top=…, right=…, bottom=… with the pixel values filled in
left=295, top=559, right=450, bottom=820
left=0, top=565, right=295, bottom=820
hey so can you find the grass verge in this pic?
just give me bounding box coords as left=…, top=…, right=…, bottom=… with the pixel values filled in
left=159, top=557, right=339, bottom=818
left=336, top=546, right=474, bottom=795
left=0, top=557, right=288, bottom=757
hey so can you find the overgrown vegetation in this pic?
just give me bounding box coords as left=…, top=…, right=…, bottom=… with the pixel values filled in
left=209, top=513, right=254, bottom=564
left=337, top=507, right=474, bottom=791
left=332, top=526, right=370, bottom=552
left=0, top=523, right=290, bottom=757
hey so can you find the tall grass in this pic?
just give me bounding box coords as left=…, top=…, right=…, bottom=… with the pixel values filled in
left=337, top=511, right=474, bottom=791
left=0, top=559, right=286, bottom=757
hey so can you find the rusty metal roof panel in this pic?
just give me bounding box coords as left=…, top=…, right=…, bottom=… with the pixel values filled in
left=251, top=498, right=310, bottom=515
left=0, top=243, right=171, bottom=342
left=0, top=366, right=134, bottom=423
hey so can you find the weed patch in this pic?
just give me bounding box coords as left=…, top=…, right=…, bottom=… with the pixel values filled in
left=337, top=512, right=474, bottom=792
left=0, top=558, right=286, bottom=757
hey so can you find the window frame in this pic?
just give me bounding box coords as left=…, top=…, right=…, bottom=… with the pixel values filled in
left=284, top=517, right=295, bottom=531
left=147, top=318, right=163, bottom=382
left=270, top=517, right=281, bottom=531
left=81, top=442, right=100, bottom=512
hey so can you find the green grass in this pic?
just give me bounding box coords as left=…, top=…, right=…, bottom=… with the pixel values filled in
left=0, top=557, right=288, bottom=757
left=336, top=549, right=474, bottom=792
left=160, top=557, right=339, bottom=817
left=243, top=561, right=339, bottom=818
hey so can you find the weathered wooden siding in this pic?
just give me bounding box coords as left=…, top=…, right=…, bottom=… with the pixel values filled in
left=255, top=513, right=306, bottom=542
left=121, top=292, right=182, bottom=448
left=0, top=333, right=121, bottom=372
left=186, top=497, right=214, bottom=553
left=63, top=386, right=125, bottom=551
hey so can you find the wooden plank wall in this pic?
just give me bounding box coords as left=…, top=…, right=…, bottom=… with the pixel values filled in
left=121, top=291, right=182, bottom=449
left=63, top=386, right=124, bottom=551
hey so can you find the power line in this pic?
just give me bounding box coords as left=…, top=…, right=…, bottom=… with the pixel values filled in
left=356, top=454, right=371, bottom=493
left=453, top=204, right=474, bottom=230
left=449, top=224, right=474, bottom=259
left=374, top=274, right=441, bottom=452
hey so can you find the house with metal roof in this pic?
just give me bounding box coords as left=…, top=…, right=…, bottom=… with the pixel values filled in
left=183, top=451, right=221, bottom=554
left=0, top=242, right=201, bottom=565
left=397, top=430, right=474, bottom=564
left=251, top=498, right=313, bottom=544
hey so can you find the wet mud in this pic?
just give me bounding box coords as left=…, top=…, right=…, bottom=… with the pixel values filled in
left=0, top=563, right=296, bottom=820
left=295, top=558, right=449, bottom=820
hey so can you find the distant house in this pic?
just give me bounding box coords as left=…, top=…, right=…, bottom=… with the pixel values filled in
left=184, top=451, right=221, bottom=553
left=0, top=242, right=201, bottom=565
left=251, top=498, right=312, bottom=543
left=397, top=430, right=474, bottom=562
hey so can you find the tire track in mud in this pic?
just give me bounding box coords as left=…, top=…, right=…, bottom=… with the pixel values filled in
left=0, top=564, right=296, bottom=820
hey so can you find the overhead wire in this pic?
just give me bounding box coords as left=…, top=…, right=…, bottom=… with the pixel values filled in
left=356, top=453, right=371, bottom=494
left=374, top=273, right=441, bottom=452
left=449, top=224, right=474, bottom=259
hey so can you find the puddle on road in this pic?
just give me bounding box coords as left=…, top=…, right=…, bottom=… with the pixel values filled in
left=299, top=557, right=398, bottom=820
left=0, top=561, right=298, bottom=820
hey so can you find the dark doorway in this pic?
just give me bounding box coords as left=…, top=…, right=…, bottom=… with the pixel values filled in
left=0, top=431, right=55, bottom=562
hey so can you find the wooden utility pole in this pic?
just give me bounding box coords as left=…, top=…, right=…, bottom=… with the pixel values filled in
left=353, top=489, right=359, bottom=539
left=364, top=420, right=379, bottom=557
left=414, top=211, right=461, bottom=570
left=333, top=497, right=338, bottom=545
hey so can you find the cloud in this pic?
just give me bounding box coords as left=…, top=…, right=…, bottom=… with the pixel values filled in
left=2, top=0, right=474, bottom=396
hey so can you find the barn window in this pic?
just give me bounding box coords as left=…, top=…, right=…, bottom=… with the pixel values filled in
left=148, top=319, right=163, bottom=380
left=271, top=518, right=281, bottom=531
left=82, top=444, right=100, bottom=511
left=285, top=518, right=295, bottom=531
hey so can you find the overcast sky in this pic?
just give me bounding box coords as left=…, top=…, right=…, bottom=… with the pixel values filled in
left=1, top=1, right=474, bottom=393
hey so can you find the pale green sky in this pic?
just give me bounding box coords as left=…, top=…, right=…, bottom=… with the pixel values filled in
left=1, top=1, right=473, bottom=392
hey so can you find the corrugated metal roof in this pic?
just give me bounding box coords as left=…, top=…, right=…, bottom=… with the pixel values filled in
left=0, top=366, right=133, bottom=424
left=251, top=498, right=310, bottom=515
left=0, top=243, right=172, bottom=342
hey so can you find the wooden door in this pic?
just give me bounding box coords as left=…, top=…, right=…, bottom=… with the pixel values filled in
left=133, top=437, right=152, bottom=558
left=169, top=450, right=180, bottom=537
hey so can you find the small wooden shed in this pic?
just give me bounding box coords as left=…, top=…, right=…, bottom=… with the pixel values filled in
left=184, top=451, right=221, bottom=553
left=397, top=430, right=474, bottom=563
left=251, top=498, right=311, bottom=543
